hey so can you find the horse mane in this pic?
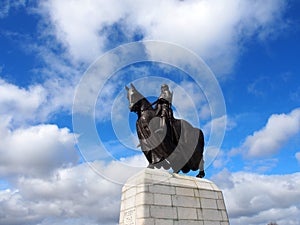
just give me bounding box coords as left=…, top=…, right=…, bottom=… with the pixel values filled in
left=134, top=98, right=153, bottom=117
left=140, top=98, right=152, bottom=110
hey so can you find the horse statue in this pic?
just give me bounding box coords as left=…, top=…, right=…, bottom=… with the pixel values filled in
left=126, top=83, right=205, bottom=178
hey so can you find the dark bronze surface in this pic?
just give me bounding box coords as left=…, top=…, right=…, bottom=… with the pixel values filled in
left=126, top=83, right=205, bottom=178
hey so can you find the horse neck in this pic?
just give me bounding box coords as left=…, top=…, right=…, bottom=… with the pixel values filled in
left=140, top=98, right=152, bottom=110
left=136, top=98, right=152, bottom=118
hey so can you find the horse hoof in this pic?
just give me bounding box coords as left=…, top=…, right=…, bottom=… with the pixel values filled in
left=162, top=163, right=170, bottom=170
left=196, top=171, right=205, bottom=178
left=173, top=169, right=180, bottom=174
left=147, top=164, right=155, bottom=169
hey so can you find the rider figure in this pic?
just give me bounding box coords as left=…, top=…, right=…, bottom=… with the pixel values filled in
left=152, top=84, right=173, bottom=133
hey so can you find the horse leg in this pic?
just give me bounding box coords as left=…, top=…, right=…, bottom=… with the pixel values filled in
left=196, top=158, right=205, bottom=178
left=147, top=164, right=155, bottom=169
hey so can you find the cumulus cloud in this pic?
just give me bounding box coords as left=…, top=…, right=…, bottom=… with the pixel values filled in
left=0, top=76, right=79, bottom=178
left=0, top=76, right=79, bottom=125
left=212, top=170, right=300, bottom=225
left=2, top=0, right=289, bottom=124
left=38, top=0, right=288, bottom=75
left=210, top=149, right=230, bottom=169
left=0, top=79, right=47, bottom=124
left=0, top=2, right=294, bottom=225
left=4, top=164, right=299, bottom=225
left=38, top=0, right=123, bottom=63
left=240, top=108, right=300, bottom=158
left=0, top=121, right=78, bottom=178
left=0, top=156, right=145, bottom=225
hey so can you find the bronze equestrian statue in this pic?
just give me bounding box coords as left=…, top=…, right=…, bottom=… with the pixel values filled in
left=126, top=83, right=205, bottom=178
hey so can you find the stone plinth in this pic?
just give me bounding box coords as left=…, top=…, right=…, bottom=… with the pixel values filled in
left=119, top=168, right=229, bottom=225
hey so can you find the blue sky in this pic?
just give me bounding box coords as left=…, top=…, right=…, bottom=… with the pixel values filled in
left=0, top=0, right=300, bottom=225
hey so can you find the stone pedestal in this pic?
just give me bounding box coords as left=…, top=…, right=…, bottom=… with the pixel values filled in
left=119, top=168, right=229, bottom=225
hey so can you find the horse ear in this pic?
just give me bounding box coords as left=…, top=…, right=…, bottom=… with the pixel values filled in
left=125, top=85, right=129, bottom=91
left=130, top=83, right=136, bottom=90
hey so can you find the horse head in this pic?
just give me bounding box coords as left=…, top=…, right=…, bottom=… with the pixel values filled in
left=125, top=83, right=146, bottom=112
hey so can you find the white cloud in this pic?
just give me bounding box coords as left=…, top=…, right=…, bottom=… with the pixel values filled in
left=0, top=156, right=145, bottom=225
left=212, top=170, right=300, bottom=225
left=39, top=0, right=124, bottom=63
left=240, top=108, right=300, bottom=158
left=39, top=0, right=288, bottom=75
left=2, top=138, right=300, bottom=225
left=42, top=75, right=78, bottom=116
left=0, top=175, right=120, bottom=225
left=0, top=79, right=47, bottom=124
left=211, top=150, right=229, bottom=169
left=0, top=122, right=78, bottom=178
left=0, top=76, right=79, bottom=126
left=243, top=158, right=279, bottom=174
left=119, top=153, right=148, bottom=167
left=0, top=2, right=295, bottom=225
left=203, top=115, right=234, bottom=136
left=0, top=76, right=80, bottom=183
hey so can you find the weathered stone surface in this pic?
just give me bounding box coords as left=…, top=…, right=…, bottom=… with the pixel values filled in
left=119, top=169, right=230, bottom=225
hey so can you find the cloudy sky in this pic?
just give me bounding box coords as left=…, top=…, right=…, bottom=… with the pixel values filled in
left=0, top=0, right=300, bottom=225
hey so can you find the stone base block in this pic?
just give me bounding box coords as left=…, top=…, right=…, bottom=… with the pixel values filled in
left=119, top=168, right=229, bottom=225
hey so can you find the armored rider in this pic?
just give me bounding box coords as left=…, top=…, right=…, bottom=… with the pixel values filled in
left=152, top=84, right=173, bottom=133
